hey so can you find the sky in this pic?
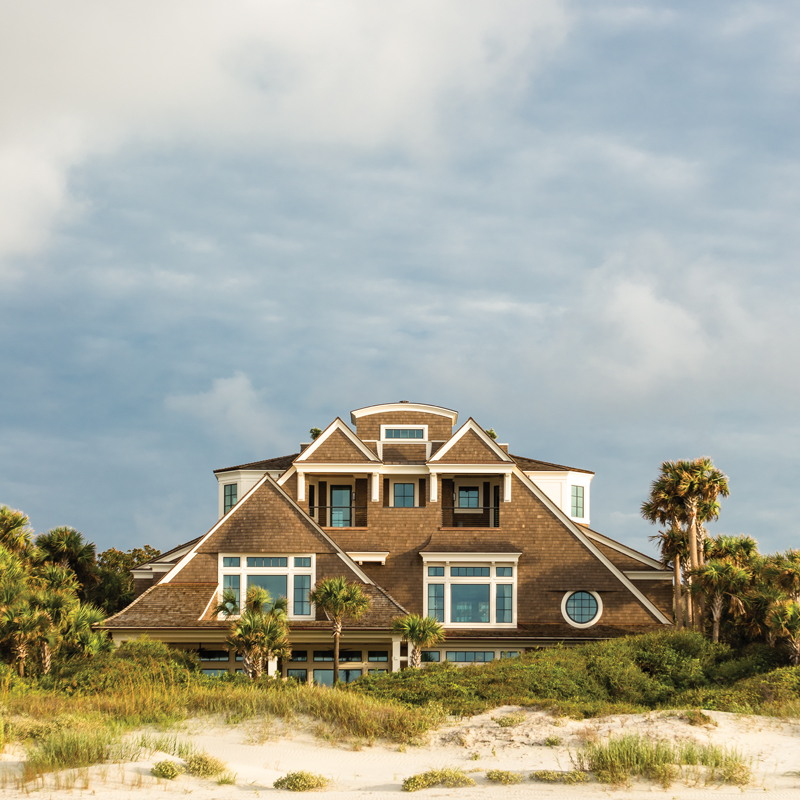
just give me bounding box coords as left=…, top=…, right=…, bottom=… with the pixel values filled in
left=1, top=1, right=799, bottom=559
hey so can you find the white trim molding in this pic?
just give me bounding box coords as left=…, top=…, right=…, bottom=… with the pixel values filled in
left=625, top=571, right=673, bottom=581
left=350, top=403, right=458, bottom=425
left=348, top=552, right=390, bottom=565
left=561, top=590, right=603, bottom=629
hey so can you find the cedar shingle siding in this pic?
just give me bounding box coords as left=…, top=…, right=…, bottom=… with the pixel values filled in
left=108, top=402, right=672, bottom=669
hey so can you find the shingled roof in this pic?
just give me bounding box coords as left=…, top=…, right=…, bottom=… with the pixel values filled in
left=214, top=453, right=300, bottom=474
left=511, top=454, right=594, bottom=474
left=103, top=581, right=407, bottom=631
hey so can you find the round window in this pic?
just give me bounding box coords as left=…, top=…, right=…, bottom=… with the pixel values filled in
left=564, top=591, right=600, bottom=625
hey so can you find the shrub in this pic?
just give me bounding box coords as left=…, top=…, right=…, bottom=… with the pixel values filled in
left=496, top=712, right=525, bottom=728
left=402, top=768, right=476, bottom=791
left=531, top=770, right=589, bottom=784
left=545, top=735, right=561, bottom=747
left=217, top=771, right=237, bottom=785
left=23, top=728, right=118, bottom=780
left=185, top=751, right=227, bottom=778
left=274, top=771, right=331, bottom=791
left=486, top=769, right=523, bottom=784
left=151, top=760, right=183, bottom=780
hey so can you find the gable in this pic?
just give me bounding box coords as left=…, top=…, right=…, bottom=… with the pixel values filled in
left=436, top=429, right=507, bottom=463
left=300, top=428, right=375, bottom=464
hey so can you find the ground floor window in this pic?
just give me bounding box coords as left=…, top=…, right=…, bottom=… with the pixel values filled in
left=421, top=651, right=440, bottom=663
left=202, top=668, right=228, bottom=676
left=313, top=669, right=362, bottom=686
left=445, top=651, right=494, bottom=663
left=287, top=669, right=307, bottom=682
left=500, top=651, right=519, bottom=658
left=368, top=668, right=388, bottom=675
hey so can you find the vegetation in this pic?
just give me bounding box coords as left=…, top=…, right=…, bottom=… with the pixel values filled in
left=402, top=767, right=475, bottom=791
left=573, top=733, right=750, bottom=787
left=152, top=760, right=183, bottom=779
left=390, top=614, right=445, bottom=668
left=486, top=769, right=523, bottom=784
left=308, top=577, right=371, bottom=684
left=274, top=770, right=331, bottom=790
left=185, top=751, right=227, bottom=778
left=309, top=427, right=323, bottom=441
left=530, top=770, right=589, bottom=784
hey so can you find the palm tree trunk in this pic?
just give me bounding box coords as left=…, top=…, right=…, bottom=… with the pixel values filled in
left=333, top=620, right=341, bottom=685
left=42, top=641, right=51, bottom=675
left=686, top=499, right=700, bottom=630
left=243, top=650, right=258, bottom=679
left=711, top=594, right=723, bottom=643
left=14, top=641, right=26, bottom=678
left=673, top=554, right=682, bottom=630
left=791, top=637, right=800, bottom=667
left=410, top=644, right=421, bottom=669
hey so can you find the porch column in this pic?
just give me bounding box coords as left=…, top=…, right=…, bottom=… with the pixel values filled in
left=429, top=473, right=438, bottom=503
left=504, top=472, right=512, bottom=502
left=297, top=470, right=305, bottom=501
left=371, top=472, right=380, bottom=502
left=391, top=634, right=402, bottom=673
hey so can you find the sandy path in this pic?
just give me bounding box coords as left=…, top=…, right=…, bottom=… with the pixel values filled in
left=2, top=707, right=800, bottom=798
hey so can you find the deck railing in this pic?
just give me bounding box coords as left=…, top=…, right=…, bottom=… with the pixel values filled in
left=309, top=506, right=368, bottom=528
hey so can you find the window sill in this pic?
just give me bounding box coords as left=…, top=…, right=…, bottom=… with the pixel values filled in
left=438, top=526, right=502, bottom=531
left=321, top=526, right=369, bottom=531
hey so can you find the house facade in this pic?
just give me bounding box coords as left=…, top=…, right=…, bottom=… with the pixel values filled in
left=104, top=401, right=673, bottom=681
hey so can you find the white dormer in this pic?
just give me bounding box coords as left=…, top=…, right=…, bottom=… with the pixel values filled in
left=525, top=470, right=593, bottom=527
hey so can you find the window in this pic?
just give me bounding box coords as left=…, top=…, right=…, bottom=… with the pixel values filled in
left=571, top=485, right=584, bottom=518
left=423, top=559, right=517, bottom=627
left=384, top=428, right=423, bottom=439
left=445, top=651, right=494, bottom=663
left=313, top=651, right=334, bottom=662
left=500, top=651, right=519, bottom=658
left=428, top=584, right=444, bottom=622
left=313, top=669, right=362, bottom=686
left=368, top=668, right=388, bottom=675
left=290, top=650, right=307, bottom=662
left=562, top=591, right=601, bottom=627
left=202, top=668, right=228, bottom=676
left=394, top=483, right=415, bottom=507
left=314, top=650, right=362, bottom=663
left=199, top=647, right=229, bottom=662
left=331, top=486, right=352, bottom=527
left=223, top=484, right=237, bottom=514
left=287, top=669, right=307, bottom=682
left=220, top=554, right=313, bottom=619
left=368, top=651, right=388, bottom=662
left=458, top=487, right=480, bottom=508
left=421, top=651, right=440, bottom=663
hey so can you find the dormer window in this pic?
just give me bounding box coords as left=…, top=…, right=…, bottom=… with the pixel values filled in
left=384, top=428, right=424, bottom=439
left=223, top=484, right=238, bottom=514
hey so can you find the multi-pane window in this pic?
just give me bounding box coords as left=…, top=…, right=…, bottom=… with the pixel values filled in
left=421, top=651, right=440, bottom=662
left=294, top=575, right=311, bottom=615
left=330, top=486, right=352, bottom=527
left=458, top=487, right=480, bottom=508
left=496, top=584, right=513, bottom=623
left=220, top=554, right=313, bottom=619
left=428, top=584, right=444, bottom=622
left=423, top=560, right=517, bottom=627
left=368, top=651, right=388, bottom=662
left=384, top=428, right=424, bottom=439
left=394, top=483, right=415, bottom=507
left=571, top=485, right=584, bottom=518
left=287, top=669, right=307, bottom=682
left=291, top=651, right=308, bottom=662
left=500, top=651, right=520, bottom=658
left=223, top=484, right=237, bottom=514
left=445, top=651, right=494, bottom=663
left=565, top=591, right=599, bottom=624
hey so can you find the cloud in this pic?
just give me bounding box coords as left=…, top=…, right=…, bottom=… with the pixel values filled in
left=0, top=1, right=570, bottom=274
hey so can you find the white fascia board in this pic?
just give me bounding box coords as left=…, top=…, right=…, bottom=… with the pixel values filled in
left=350, top=403, right=458, bottom=425
left=421, top=552, right=521, bottom=563
left=583, top=530, right=663, bottom=569
left=215, top=469, right=266, bottom=485
left=429, top=464, right=515, bottom=475
left=160, top=473, right=375, bottom=586
left=379, top=465, right=430, bottom=475
left=295, top=418, right=380, bottom=463
left=512, top=467, right=672, bottom=625
left=625, top=571, right=673, bottom=580
left=428, top=418, right=514, bottom=464
left=292, top=464, right=382, bottom=475
left=277, top=466, right=296, bottom=487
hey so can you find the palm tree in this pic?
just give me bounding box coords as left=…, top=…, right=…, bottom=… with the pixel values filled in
left=30, top=588, right=76, bottom=673
left=36, top=527, right=98, bottom=593
left=690, top=559, right=750, bottom=643
left=308, top=577, right=371, bottom=684
left=764, top=549, right=800, bottom=603
left=216, top=585, right=291, bottom=679
left=649, top=526, right=688, bottom=629
left=1, top=600, right=49, bottom=676
left=0, top=507, right=33, bottom=557
left=641, top=458, right=729, bottom=630
left=767, top=602, right=800, bottom=665
left=390, top=614, right=445, bottom=668
left=63, top=603, right=112, bottom=658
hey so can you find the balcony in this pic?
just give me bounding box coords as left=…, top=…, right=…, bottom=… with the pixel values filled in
left=441, top=507, right=500, bottom=529
left=309, top=505, right=368, bottom=528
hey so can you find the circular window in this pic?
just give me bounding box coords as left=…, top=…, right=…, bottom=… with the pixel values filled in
left=561, top=591, right=602, bottom=628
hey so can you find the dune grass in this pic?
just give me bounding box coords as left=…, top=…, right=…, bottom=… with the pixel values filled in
left=574, top=733, right=751, bottom=787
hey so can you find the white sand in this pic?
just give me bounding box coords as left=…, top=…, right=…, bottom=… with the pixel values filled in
left=3, top=707, right=800, bottom=798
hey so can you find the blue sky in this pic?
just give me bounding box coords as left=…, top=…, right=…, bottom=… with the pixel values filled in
left=2, top=1, right=799, bottom=558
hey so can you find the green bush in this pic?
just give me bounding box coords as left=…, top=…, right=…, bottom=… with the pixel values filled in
left=531, top=770, right=589, bottom=784
left=486, top=769, right=523, bottom=784
left=495, top=712, right=525, bottom=727
left=185, top=751, right=227, bottom=778
left=402, top=768, right=475, bottom=792
left=151, top=760, right=184, bottom=779
left=274, top=771, right=331, bottom=791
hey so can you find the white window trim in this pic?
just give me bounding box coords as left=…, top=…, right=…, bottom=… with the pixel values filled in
left=422, top=555, right=520, bottom=629
left=380, top=423, right=428, bottom=441
left=218, top=553, right=316, bottom=621
left=308, top=479, right=356, bottom=527
left=561, top=590, right=603, bottom=629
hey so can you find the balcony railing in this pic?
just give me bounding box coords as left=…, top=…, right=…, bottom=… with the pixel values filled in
left=441, top=507, right=500, bottom=528
left=309, top=506, right=368, bottom=528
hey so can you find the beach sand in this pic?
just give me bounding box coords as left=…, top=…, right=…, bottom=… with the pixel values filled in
left=3, top=707, right=800, bottom=798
